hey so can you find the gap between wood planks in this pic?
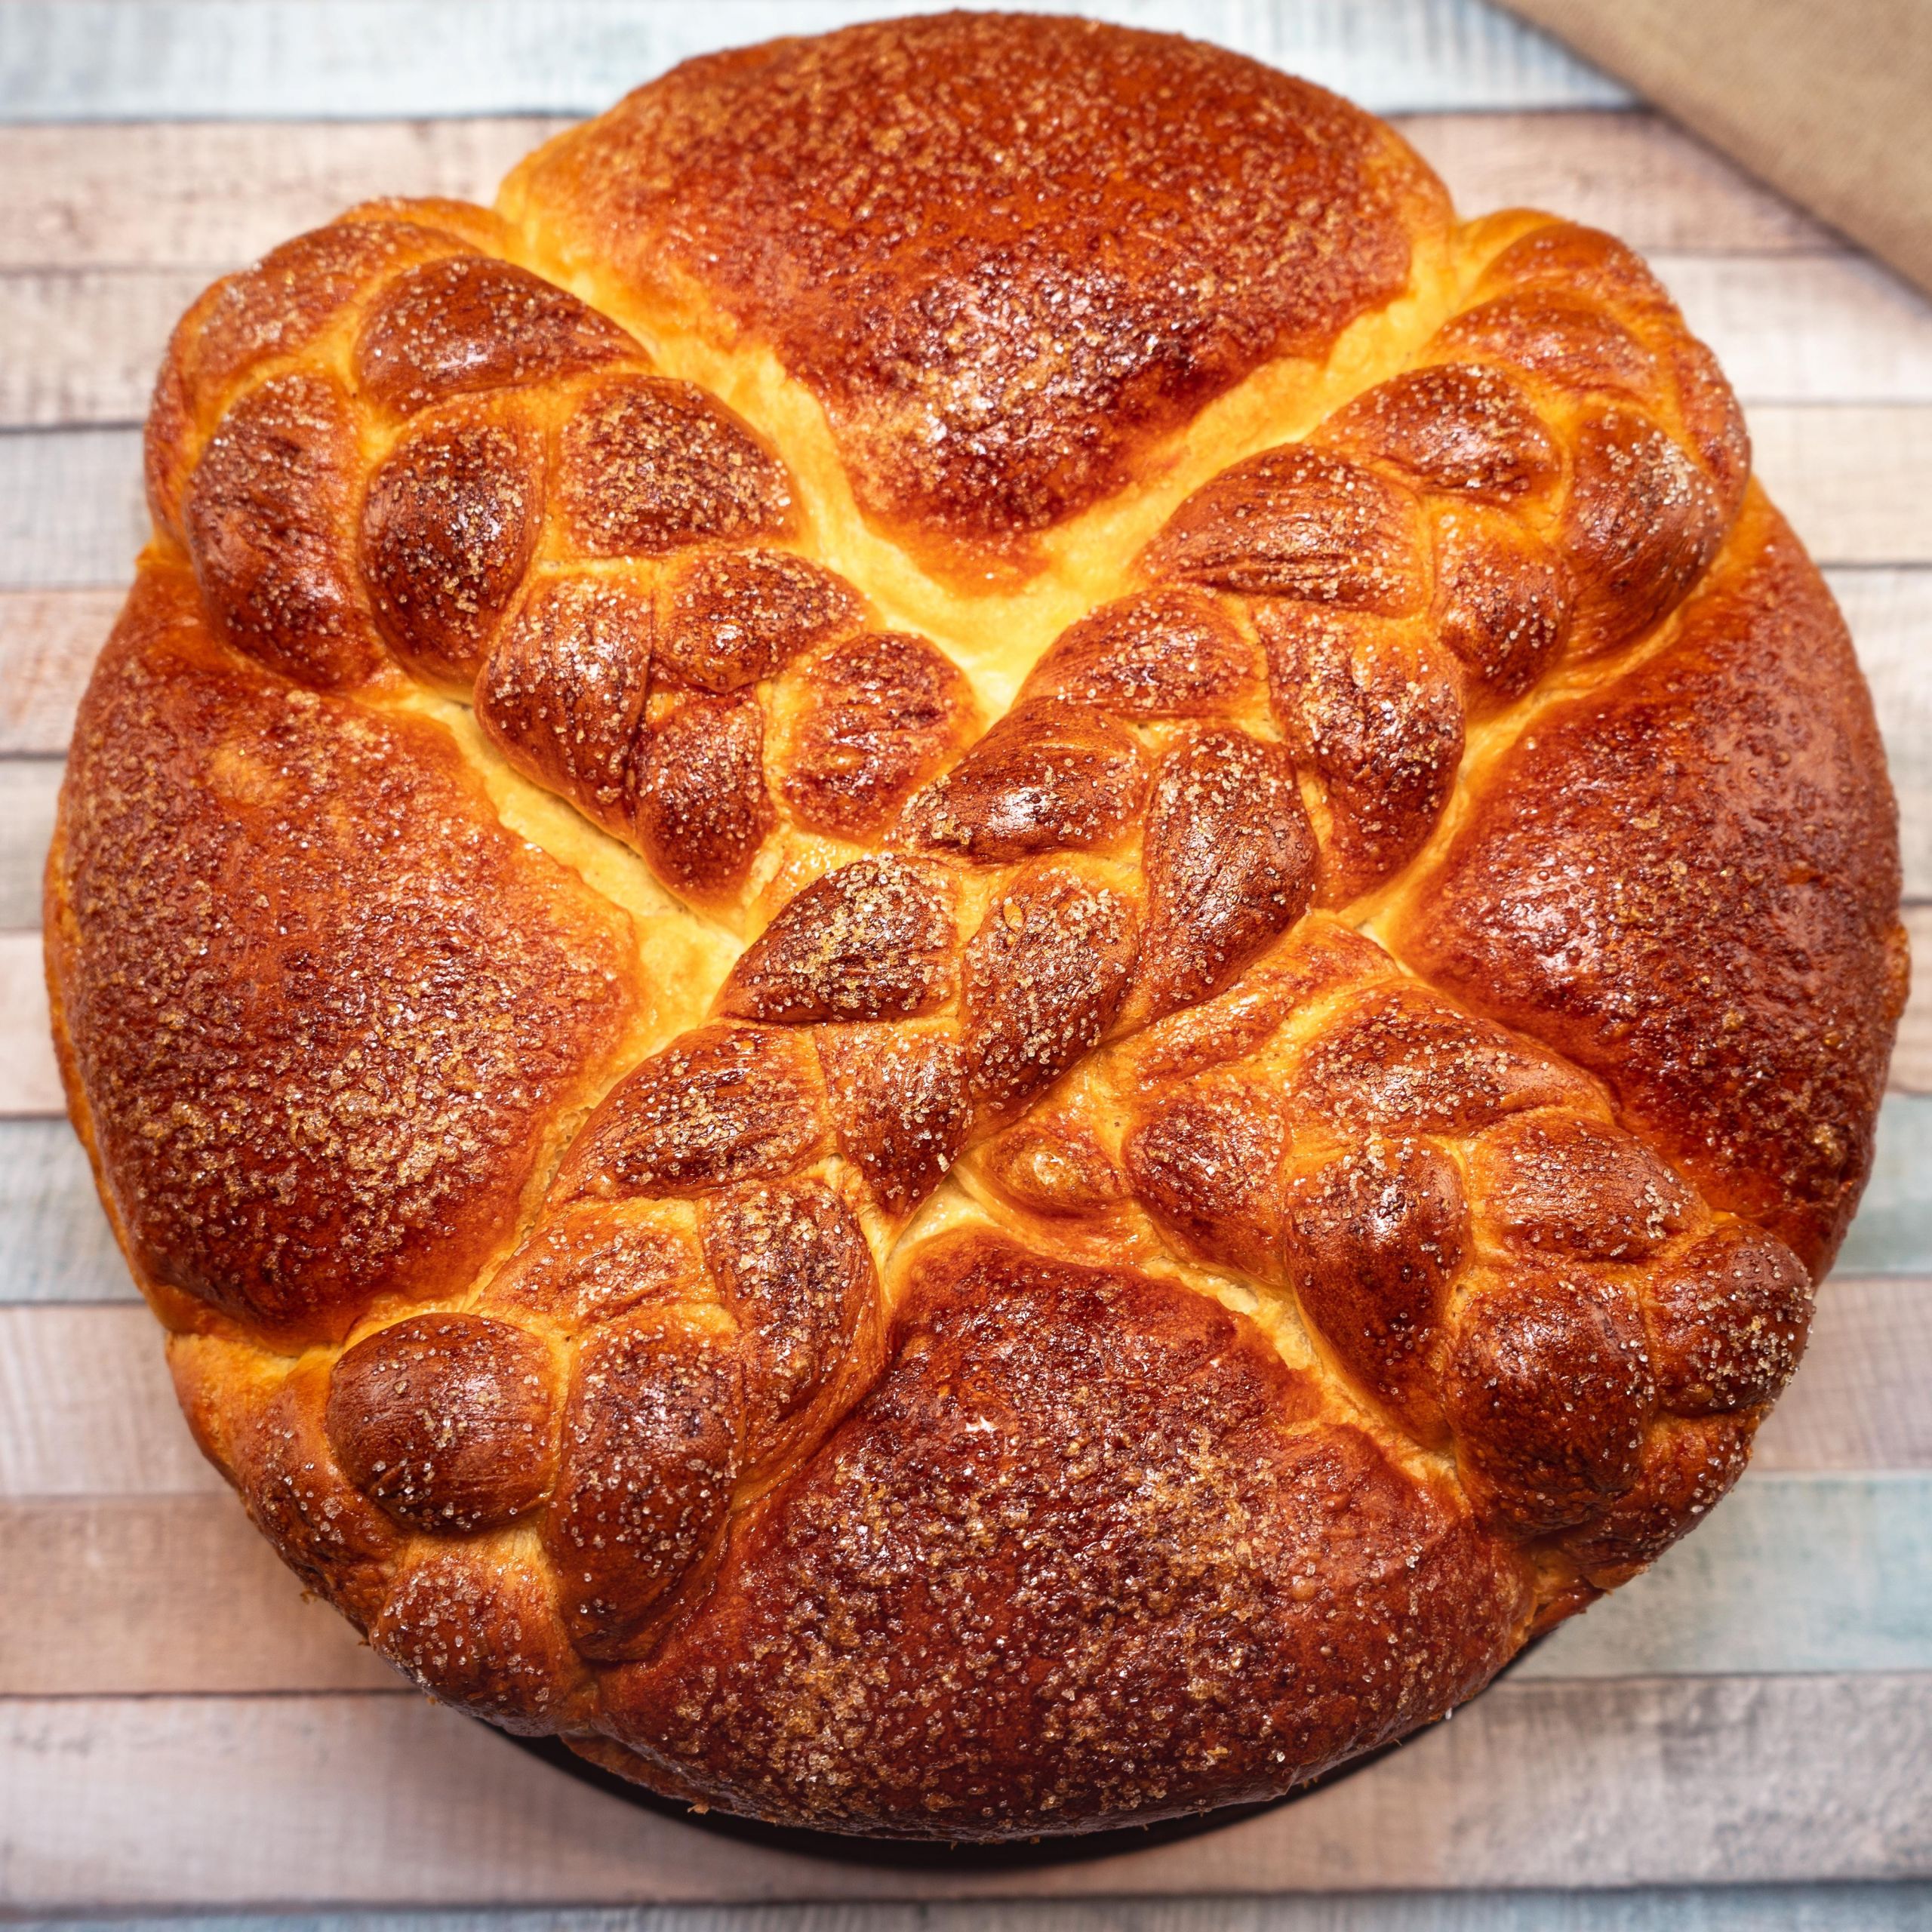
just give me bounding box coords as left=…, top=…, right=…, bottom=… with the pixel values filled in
left=2, top=1675, right=1926, bottom=1905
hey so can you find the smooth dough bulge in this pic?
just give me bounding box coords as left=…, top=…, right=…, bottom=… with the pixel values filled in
left=45, top=12, right=1903, bottom=1841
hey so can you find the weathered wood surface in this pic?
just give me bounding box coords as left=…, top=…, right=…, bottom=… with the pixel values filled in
left=0, top=935, right=60, bottom=1117
left=6, top=1894, right=1929, bottom=1932
left=4, top=1674, right=1926, bottom=1909
left=1838, top=569, right=1932, bottom=898
left=0, top=117, right=566, bottom=268
left=1836, top=1096, right=1932, bottom=1276
left=0, top=0, right=1631, bottom=123
left=1748, top=1272, right=1932, bottom=1466
left=0, top=428, right=148, bottom=589
left=0, top=1121, right=128, bottom=1304
left=1747, top=408, right=1932, bottom=565
left=0, top=761, right=58, bottom=928
left=0, top=1304, right=226, bottom=1497
left=0, top=591, right=117, bottom=757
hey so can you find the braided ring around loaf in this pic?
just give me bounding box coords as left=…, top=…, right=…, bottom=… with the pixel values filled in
left=47, top=16, right=1906, bottom=1840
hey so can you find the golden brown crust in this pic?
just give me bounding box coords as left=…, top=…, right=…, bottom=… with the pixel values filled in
left=509, top=14, right=1448, bottom=566
left=183, top=372, right=387, bottom=691
left=49, top=564, right=641, bottom=1346
left=46, top=14, right=1903, bottom=1844
left=326, top=1312, right=560, bottom=1533
left=1395, top=502, right=1904, bottom=1273
left=360, top=397, right=545, bottom=689
left=598, top=1235, right=1532, bottom=1838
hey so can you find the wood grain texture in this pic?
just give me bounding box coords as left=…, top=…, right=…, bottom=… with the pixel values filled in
left=3, top=1675, right=1926, bottom=1907
left=1835, top=1096, right=1932, bottom=1277
left=1400, top=110, right=1834, bottom=252
left=0, top=429, right=145, bottom=590
left=1516, top=1475, right=1932, bottom=1678
left=7, top=1475, right=1927, bottom=1699
left=1651, top=253, right=1932, bottom=405
left=0, top=760, right=59, bottom=928
left=0, top=0, right=1629, bottom=124
left=1747, top=408, right=1932, bottom=565
left=0, top=1304, right=223, bottom=1498
left=0, top=269, right=204, bottom=428
left=1835, top=569, right=1932, bottom=900
left=0, top=1120, right=131, bottom=1304
left=1749, top=1274, right=1932, bottom=1470
left=5, top=1280, right=1922, bottom=1500
left=0, top=592, right=119, bottom=755
left=0, top=118, right=565, bottom=269
left=6, top=1892, right=1928, bottom=1932
left=0, top=1494, right=396, bottom=1694
left=0, top=934, right=60, bottom=1118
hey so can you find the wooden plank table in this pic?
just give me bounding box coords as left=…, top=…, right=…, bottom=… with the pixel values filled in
left=2, top=4, right=1928, bottom=1926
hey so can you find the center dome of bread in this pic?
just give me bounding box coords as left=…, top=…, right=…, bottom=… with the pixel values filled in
left=506, top=13, right=1447, bottom=570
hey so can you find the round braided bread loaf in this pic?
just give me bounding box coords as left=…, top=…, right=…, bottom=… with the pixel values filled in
left=46, top=15, right=1906, bottom=1840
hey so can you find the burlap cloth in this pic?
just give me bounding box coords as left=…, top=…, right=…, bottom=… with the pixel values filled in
left=1500, top=0, right=1932, bottom=297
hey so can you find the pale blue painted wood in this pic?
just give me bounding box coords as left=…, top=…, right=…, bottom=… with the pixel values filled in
left=0, top=0, right=1630, bottom=125
left=0, top=1121, right=128, bottom=1304
left=0, top=429, right=143, bottom=591
left=8, top=1884, right=1931, bottom=1930
left=0, top=758, right=58, bottom=928
left=1519, top=1473, right=1932, bottom=1678
left=1836, top=1093, right=1932, bottom=1275
left=1835, top=568, right=1932, bottom=898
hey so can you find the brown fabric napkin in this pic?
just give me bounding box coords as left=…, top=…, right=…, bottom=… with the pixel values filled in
left=1497, top=0, right=1932, bottom=297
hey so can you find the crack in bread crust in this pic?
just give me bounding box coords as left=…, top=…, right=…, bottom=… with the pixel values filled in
left=47, top=16, right=1903, bottom=1842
